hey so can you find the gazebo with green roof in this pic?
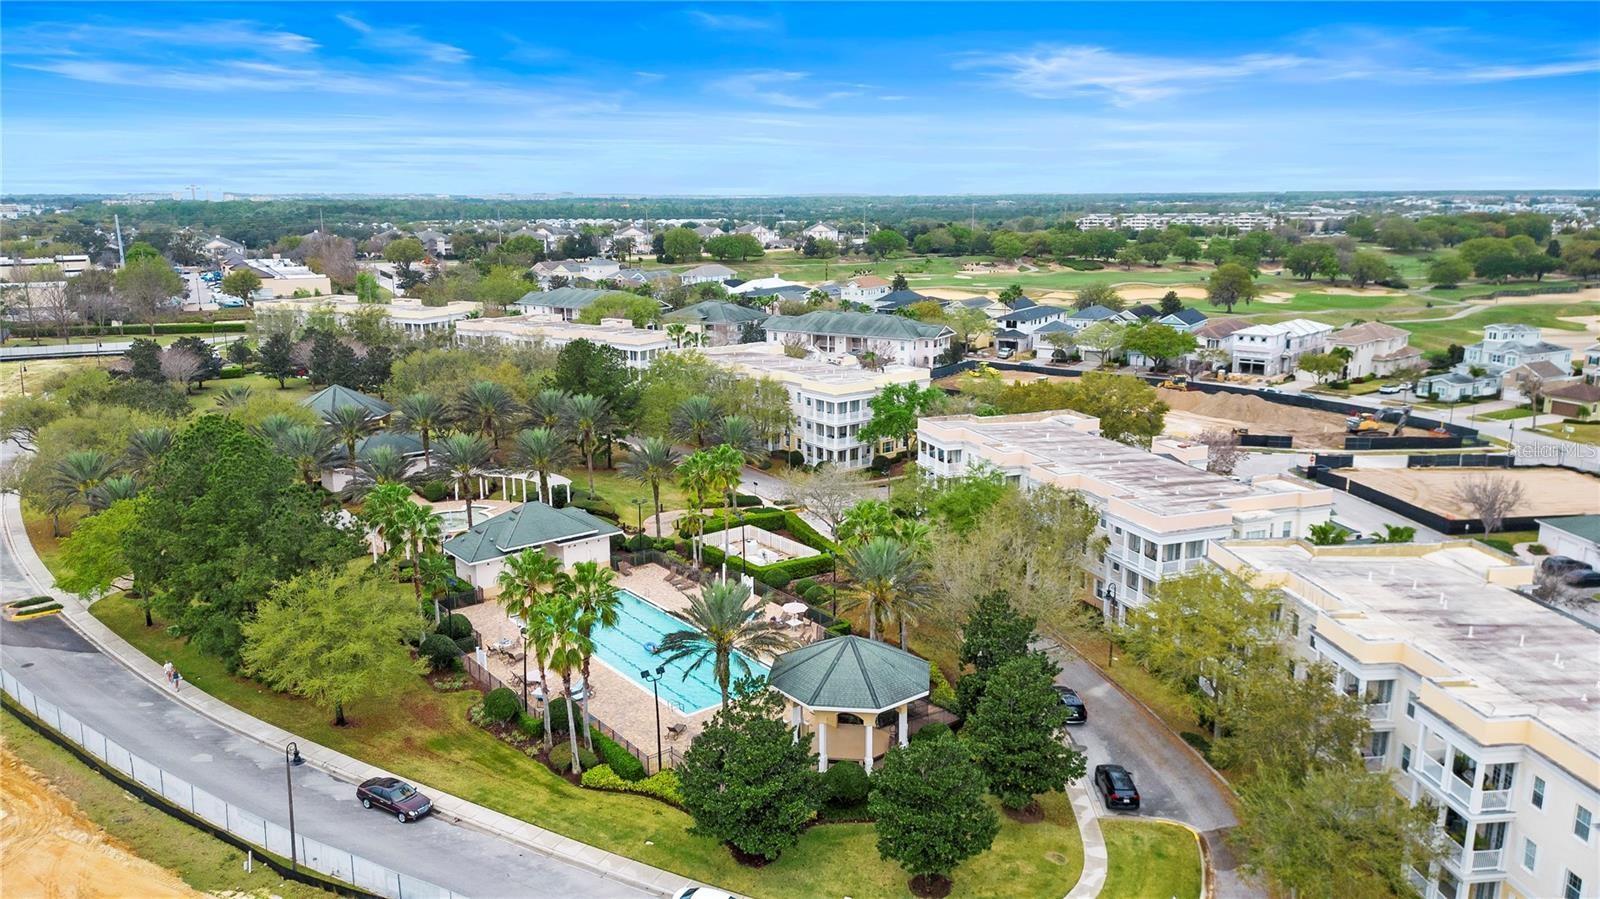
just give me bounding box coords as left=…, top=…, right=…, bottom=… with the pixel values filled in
left=300, top=384, right=393, bottom=422
left=767, top=635, right=929, bottom=772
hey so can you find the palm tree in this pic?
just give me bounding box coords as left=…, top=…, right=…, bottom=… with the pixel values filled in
left=523, top=593, right=560, bottom=751
left=528, top=388, right=570, bottom=430
left=672, top=395, right=719, bottom=448
left=214, top=384, right=254, bottom=412
left=418, top=551, right=455, bottom=625
left=252, top=413, right=298, bottom=446
left=275, top=425, right=337, bottom=487
left=563, top=394, right=609, bottom=498
left=51, top=450, right=115, bottom=513
left=344, top=445, right=411, bottom=500
left=676, top=451, right=715, bottom=565
left=430, top=432, right=493, bottom=528
left=568, top=561, right=619, bottom=751
left=845, top=535, right=927, bottom=648
left=540, top=592, right=593, bottom=774
left=123, top=427, right=174, bottom=479
left=657, top=580, right=795, bottom=707
left=621, top=437, right=679, bottom=537
left=512, top=427, right=569, bottom=505
left=455, top=381, right=520, bottom=451
left=665, top=322, right=689, bottom=348
left=497, top=549, right=565, bottom=728
left=716, top=414, right=764, bottom=465
left=89, top=474, right=140, bottom=510
left=395, top=392, right=446, bottom=467
left=704, top=444, right=746, bottom=565
left=395, top=501, right=444, bottom=618
left=360, top=483, right=413, bottom=560
left=322, top=403, right=375, bottom=468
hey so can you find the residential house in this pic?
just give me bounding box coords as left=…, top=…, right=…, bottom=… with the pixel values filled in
left=734, top=223, right=780, bottom=247
left=743, top=285, right=812, bottom=310
left=1229, top=319, right=1334, bottom=377
left=871, top=289, right=934, bottom=314
left=1543, top=381, right=1600, bottom=422
left=840, top=275, right=892, bottom=305
left=692, top=224, right=724, bottom=241
left=1059, top=304, right=1136, bottom=334
left=701, top=343, right=933, bottom=468
left=917, top=411, right=1333, bottom=623
left=254, top=295, right=478, bottom=337
left=762, top=309, right=953, bottom=368
left=1421, top=324, right=1574, bottom=402
left=679, top=263, right=737, bottom=286
left=612, top=268, right=677, bottom=290
left=443, top=501, right=620, bottom=592
left=1212, top=540, right=1600, bottom=899
left=1329, top=322, right=1423, bottom=379
left=993, top=304, right=1070, bottom=354
left=513, top=286, right=625, bottom=321
left=1159, top=307, right=1208, bottom=331
left=456, top=314, right=671, bottom=369
left=1128, top=304, right=1161, bottom=321
left=610, top=224, right=652, bottom=254
left=664, top=301, right=769, bottom=346
left=727, top=276, right=802, bottom=297
left=201, top=235, right=245, bottom=260
left=1535, top=515, right=1600, bottom=567
left=803, top=222, right=841, bottom=243
left=413, top=229, right=452, bottom=258
left=1583, top=344, right=1600, bottom=384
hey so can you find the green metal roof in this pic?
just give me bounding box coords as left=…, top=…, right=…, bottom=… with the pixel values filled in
left=762, top=310, right=949, bottom=341
left=665, top=301, right=768, bottom=325
left=513, top=286, right=620, bottom=310
left=443, top=501, right=621, bottom=564
left=355, top=431, right=424, bottom=459
left=1539, top=514, right=1600, bottom=544
left=300, top=385, right=393, bottom=420
left=768, top=636, right=930, bottom=712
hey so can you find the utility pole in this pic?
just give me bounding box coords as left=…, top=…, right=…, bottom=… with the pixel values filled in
left=113, top=214, right=126, bottom=267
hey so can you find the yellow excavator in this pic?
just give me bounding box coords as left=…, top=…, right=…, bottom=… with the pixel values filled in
left=1158, top=375, right=1190, bottom=391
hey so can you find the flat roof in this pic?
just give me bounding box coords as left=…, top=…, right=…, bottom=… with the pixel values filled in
left=699, top=343, right=928, bottom=395
left=920, top=411, right=1317, bottom=516
left=1218, top=541, right=1600, bottom=760
left=254, top=295, right=478, bottom=321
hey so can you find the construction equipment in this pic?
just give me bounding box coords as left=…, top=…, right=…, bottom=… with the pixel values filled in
left=1158, top=375, right=1191, bottom=391
left=1346, top=413, right=1386, bottom=433
left=1390, top=406, right=1411, bottom=436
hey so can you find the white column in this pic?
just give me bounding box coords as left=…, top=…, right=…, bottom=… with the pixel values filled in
left=863, top=723, right=874, bottom=773
left=817, top=719, right=828, bottom=772
left=792, top=704, right=802, bottom=743
left=898, top=705, right=909, bottom=747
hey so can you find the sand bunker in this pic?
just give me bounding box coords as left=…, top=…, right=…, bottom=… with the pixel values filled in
left=1336, top=467, right=1600, bottom=520
left=1256, top=293, right=1295, bottom=304
left=1115, top=285, right=1208, bottom=302
left=0, top=745, right=198, bottom=898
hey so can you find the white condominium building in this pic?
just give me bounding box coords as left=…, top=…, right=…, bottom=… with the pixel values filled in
left=239, top=255, right=334, bottom=298
left=455, top=314, right=671, bottom=369
left=700, top=343, right=931, bottom=469
left=1212, top=540, right=1600, bottom=899
left=253, top=295, right=478, bottom=336
left=915, top=410, right=1333, bottom=622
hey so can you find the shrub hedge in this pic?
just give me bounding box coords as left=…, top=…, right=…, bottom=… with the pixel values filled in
left=548, top=741, right=600, bottom=773
left=821, top=761, right=870, bottom=807
left=9, top=595, right=57, bottom=609
left=419, top=480, right=450, bottom=502
left=929, top=665, right=959, bottom=712
left=483, top=687, right=522, bottom=724
left=593, top=731, right=647, bottom=781
left=910, top=721, right=953, bottom=743
left=580, top=765, right=685, bottom=807
left=794, top=578, right=818, bottom=596
left=419, top=633, right=461, bottom=671
left=436, top=613, right=473, bottom=640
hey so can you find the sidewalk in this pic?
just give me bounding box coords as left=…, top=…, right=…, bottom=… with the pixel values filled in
left=1, top=492, right=695, bottom=898
left=1063, top=779, right=1108, bottom=898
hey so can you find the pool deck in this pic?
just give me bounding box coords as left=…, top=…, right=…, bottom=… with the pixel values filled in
left=459, top=563, right=821, bottom=759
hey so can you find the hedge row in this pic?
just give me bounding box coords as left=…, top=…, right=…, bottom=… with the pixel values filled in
left=685, top=508, right=834, bottom=553
left=580, top=765, right=684, bottom=808
left=8, top=595, right=56, bottom=609
left=3, top=320, right=250, bottom=339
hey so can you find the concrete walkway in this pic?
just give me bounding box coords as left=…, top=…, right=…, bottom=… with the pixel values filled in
left=0, top=489, right=694, bottom=898
left=1063, top=778, right=1108, bottom=898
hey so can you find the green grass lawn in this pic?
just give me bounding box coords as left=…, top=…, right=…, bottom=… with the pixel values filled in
left=1099, top=820, right=1203, bottom=899
left=1473, top=407, right=1537, bottom=421
left=562, top=458, right=690, bottom=518
left=184, top=372, right=315, bottom=411
left=88, top=592, right=1083, bottom=899
left=1, top=709, right=335, bottom=899
left=1533, top=421, right=1600, bottom=446
left=1397, top=302, right=1597, bottom=353
left=1422, top=280, right=1573, bottom=301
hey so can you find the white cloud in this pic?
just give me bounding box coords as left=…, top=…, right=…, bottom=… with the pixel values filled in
left=2, top=19, right=318, bottom=56
left=973, top=45, right=1304, bottom=105
left=634, top=71, right=665, bottom=83
left=716, top=70, right=823, bottom=109
left=336, top=14, right=469, bottom=64
left=1458, top=59, right=1600, bottom=82
left=688, top=10, right=778, bottom=32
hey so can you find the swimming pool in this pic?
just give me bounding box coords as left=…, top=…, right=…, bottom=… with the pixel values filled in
left=433, top=504, right=494, bottom=533
left=595, top=590, right=769, bottom=714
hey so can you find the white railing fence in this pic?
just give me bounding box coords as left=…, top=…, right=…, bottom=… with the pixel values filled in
left=1, top=669, right=459, bottom=899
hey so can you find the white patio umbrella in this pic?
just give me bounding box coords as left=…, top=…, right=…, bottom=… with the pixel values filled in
left=781, top=602, right=808, bottom=616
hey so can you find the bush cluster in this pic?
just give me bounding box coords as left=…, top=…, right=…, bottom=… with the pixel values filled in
left=793, top=578, right=818, bottom=595
left=436, top=613, right=473, bottom=640
left=482, top=687, right=522, bottom=724
left=419, top=480, right=450, bottom=502
left=910, top=721, right=953, bottom=743
left=593, top=731, right=647, bottom=781
left=929, top=666, right=959, bottom=712
left=548, top=741, right=600, bottom=773
left=580, top=765, right=685, bottom=807
left=821, top=761, right=871, bottom=807
left=419, top=633, right=461, bottom=671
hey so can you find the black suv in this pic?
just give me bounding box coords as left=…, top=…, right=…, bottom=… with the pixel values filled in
left=1055, top=686, right=1088, bottom=724
left=1094, top=764, right=1141, bottom=811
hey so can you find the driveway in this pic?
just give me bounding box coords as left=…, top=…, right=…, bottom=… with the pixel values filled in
left=1043, top=640, right=1266, bottom=898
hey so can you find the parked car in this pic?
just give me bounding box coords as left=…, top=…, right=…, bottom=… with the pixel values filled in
left=1561, top=569, right=1600, bottom=589
left=356, top=777, right=432, bottom=822
left=1377, top=384, right=1402, bottom=395
left=1093, top=764, right=1141, bottom=811
left=1055, top=686, right=1087, bottom=724
left=1541, top=556, right=1592, bottom=578
left=996, top=347, right=1015, bottom=360
left=673, top=888, right=737, bottom=899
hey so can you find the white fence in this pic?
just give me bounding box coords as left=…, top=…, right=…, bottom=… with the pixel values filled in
left=1, top=669, right=461, bottom=899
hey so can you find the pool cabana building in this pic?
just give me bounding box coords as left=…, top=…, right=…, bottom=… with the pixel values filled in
left=768, top=636, right=929, bottom=772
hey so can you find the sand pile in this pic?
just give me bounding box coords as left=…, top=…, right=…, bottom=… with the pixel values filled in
left=1157, top=388, right=1364, bottom=448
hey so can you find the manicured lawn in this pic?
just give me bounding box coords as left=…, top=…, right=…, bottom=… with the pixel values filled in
left=1423, top=280, right=1570, bottom=300
left=0, top=357, right=107, bottom=402
left=1397, top=302, right=1596, bottom=353
left=1, top=710, right=334, bottom=899
left=562, top=458, right=690, bottom=519
left=184, top=373, right=316, bottom=411
left=88, top=592, right=1084, bottom=899
left=1533, top=421, right=1600, bottom=446
left=1473, top=407, right=1537, bottom=421
left=1308, top=379, right=1388, bottom=397
left=1099, top=819, right=1203, bottom=899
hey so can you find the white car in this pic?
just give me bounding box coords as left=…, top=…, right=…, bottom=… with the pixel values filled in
left=1377, top=384, right=1401, bottom=395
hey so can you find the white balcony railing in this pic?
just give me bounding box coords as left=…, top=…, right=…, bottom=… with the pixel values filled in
left=1363, top=755, right=1385, bottom=772
left=1365, top=702, right=1392, bottom=720
left=1419, top=756, right=1445, bottom=786
left=1480, top=789, right=1512, bottom=812
left=1447, top=775, right=1472, bottom=804
left=1470, top=847, right=1505, bottom=873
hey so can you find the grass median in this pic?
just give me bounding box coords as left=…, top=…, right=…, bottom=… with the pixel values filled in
left=89, top=592, right=1083, bottom=899
left=1099, top=819, right=1204, bottom=899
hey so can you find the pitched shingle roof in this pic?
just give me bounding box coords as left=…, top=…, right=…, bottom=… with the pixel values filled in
left=768, top=636, right=930, bottom=712
left=762, top=310, right=950, bottom=341
left=1001, top=304, right=1067, bottom=323
left=874, top=289, right=931, bottom=311
left=443, top=502, right=621, bottom=564
left=514, top=286, right=614, bottom=310
left=665, top=301, right=768, bottom=325
left=1330, top=322, right=1409, bottom=346
left=1164, top=307, right=1208, bottom=326
left=1070, top=304, right=1121, bottom=322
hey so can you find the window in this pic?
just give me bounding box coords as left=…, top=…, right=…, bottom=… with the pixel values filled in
left=1533, top=776, right=1546, bottom=808
left=1365, top=731, right=1389, bottom=760
left=1522, top=838, right=1537, bottom=873
left=1186, top=540, right=1206, bottom=558
left=1576, top=805, right=1592, bottom=842
left=1566, top=872, right=1583, bottom=899
left=1281, top=520, right=1292, bottom=538
left=1289, top=611, right=1300, bottom=637
left=1400, top=745, right=1412, bottom=772
left=1163, top=543, right=1181, bottom=562
left=1405, top=691, right=1417, bottom=719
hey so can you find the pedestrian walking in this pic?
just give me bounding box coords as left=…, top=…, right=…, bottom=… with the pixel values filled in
left=163, top=660, right=174, bottom=687
left=171, top=668, right=182, bottom=692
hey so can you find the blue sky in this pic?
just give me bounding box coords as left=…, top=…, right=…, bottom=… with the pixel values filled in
left=3, top=2, right=1597, bottom=195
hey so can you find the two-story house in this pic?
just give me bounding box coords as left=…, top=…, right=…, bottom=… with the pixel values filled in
left=1229, top=319, right=1334, bottom=377
left=803, top=222, right=841, bottom=243
left=840, top=275, right=892, bottom=305
left=664, top=300, right=769, bottom=346
left=1420, top=325, right=1575, bottom=402
left=1329, top=322, right=1423, bottom=379
left=762, top=309, right=952, bottom=367
left=993, top=304, right=1070, bottom=354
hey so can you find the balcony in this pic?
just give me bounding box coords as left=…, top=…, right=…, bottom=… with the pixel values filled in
left=1446, top=774, right=1472, bottom=805
left=1365, top=702, right=1392, bottom=721
left=1479, top=789, right=1512, bottom=813
left=1468, top=848, right=1505, bottom=874
left=1363, top=755, right=1386, bottom=773
left=1419, top=756, right=1445, bottom=787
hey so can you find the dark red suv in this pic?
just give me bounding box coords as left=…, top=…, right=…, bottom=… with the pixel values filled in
left=357, top=777, right=433, bottom=822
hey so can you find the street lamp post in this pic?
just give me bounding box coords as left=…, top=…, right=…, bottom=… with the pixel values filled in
left=738, top=512, right=748, bottom=578
left=639, top=665, right=667, bottom=772
left=283, top=742, right=305, bottom=871
left=631, top=497, right=646, bottom=537
left=828, top=549, right=838, bottom=617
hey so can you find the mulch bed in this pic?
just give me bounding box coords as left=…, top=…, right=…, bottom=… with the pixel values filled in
left=726, top=843, right=774, bottom=868
left=909, top=873, right=953, bottom=898
left=1001, top=800, right=1045, bottom=824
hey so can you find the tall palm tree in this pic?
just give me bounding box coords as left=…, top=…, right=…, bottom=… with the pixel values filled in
left=522, top=593, right=560, bottom=751
left=214, top=384, right=254, bottom=412
left=512, top=427, right=569, bottom=505
left=528, top=388, right=570, bottom=430
left=568, top=561, right=619, bottom=751
left=672, top=395, right=719, bottom=448
left=123, top=426, right=174, bottom=479
left=845, top=535, right=927, bottom=648
left=89, top=474, right=140, bottom=510
left=418, top=551, right=455, bottom=625
left=396, top=501, right=444, bottom=618
left=657, top=580, right=795, bottom=707
left=322, top=403, right=375, bottom=468
left=716, top=414, right=764, bottom=465
left=540, top=592, right=593, bottom=774
left=665, top=322, right=689, bottom=348
left=431, top=432, right=493, bottom=528
left=704, top=444, right=746, bottom=564
left=676, top=451, right=715, bottom=565
left=395, top=392, right=446, bottom=467
left=497, top=549, right=565, bottom=730
left=360, top=483, right=413, bottom=560
left=344, top=445, right=411, bottom=500
left=51, top=450, right=115, bottom=513
left=252, top=413, right=298, bottom=446
left=456, top=380, right=520, bottom=450
left=621, top=437, right=679, bottom=537
left=275, top=425, right=337, bottom=487
left=563, top=394, right=609, bottom=498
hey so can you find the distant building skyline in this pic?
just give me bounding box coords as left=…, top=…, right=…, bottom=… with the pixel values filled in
left=3, top=2, right=1597, bottom=194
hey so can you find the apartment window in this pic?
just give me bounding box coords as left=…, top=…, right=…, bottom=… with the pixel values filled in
left=1143, top=539, right=1157, bottom=561
left=1289, top=611, right=1300, bottom=637
left=1575, top=805, right=1592, bottom=842
left=1365, top=731, right=1389, bottom=760
left=1469, top=883, right=1499, bottom=899
left=1163, top=543, right=1181, bottom=562
left=1566, top=872, right=1583, bottom=899
left=1400, top=745, right=1412, bottom=772
left=1185, top=540, right=1205, bottom=557
left=1127, top=533, right=1141, bottom=553
left=1522, top=838, right=1537, bottom=873
left=1533, top=776, right=1545, bottom=808
left=1405, top=691, right=1417, bottom=719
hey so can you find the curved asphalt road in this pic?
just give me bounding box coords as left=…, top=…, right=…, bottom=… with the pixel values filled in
left=0, top=464, right=649, bottom=898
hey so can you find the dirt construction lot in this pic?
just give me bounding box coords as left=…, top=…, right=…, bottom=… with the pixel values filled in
left=1336, top=466, right=1600, bottom=520
left=1157, top=388, right=1421, bottom=449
